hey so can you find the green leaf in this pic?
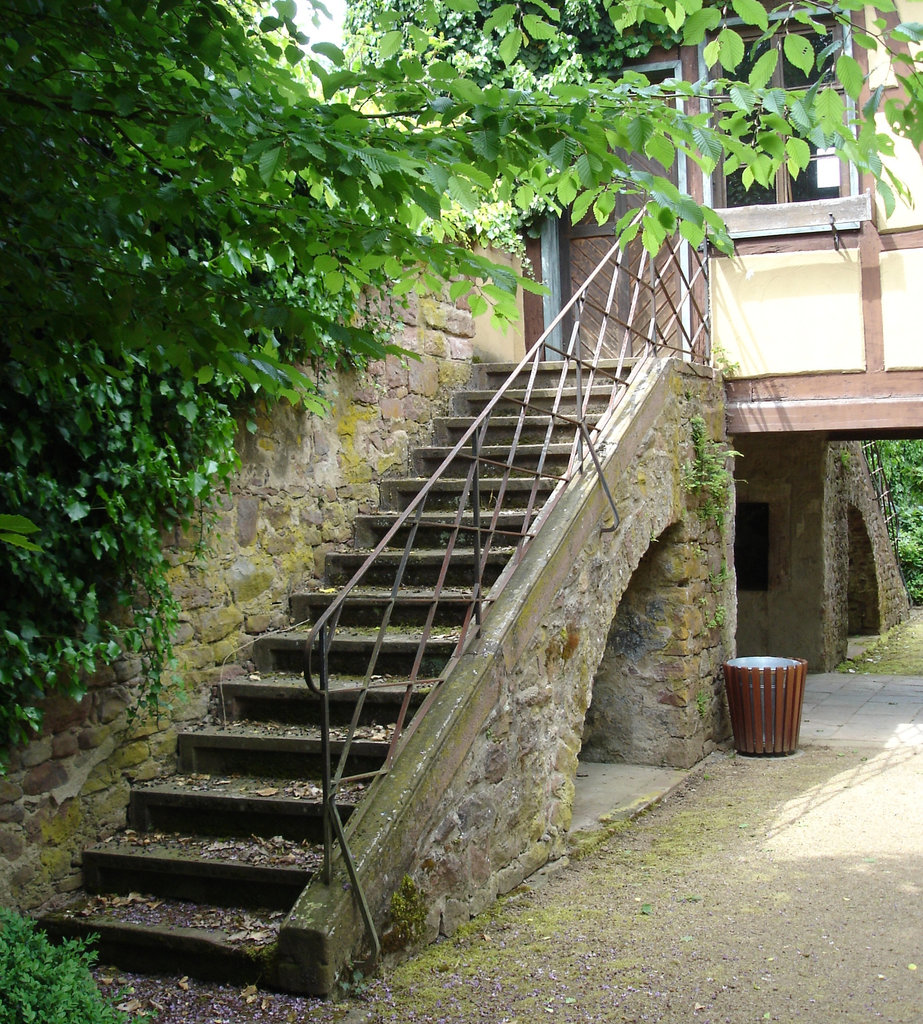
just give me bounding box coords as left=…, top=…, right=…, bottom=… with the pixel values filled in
left=682, top=8, right=721, bottom=45
left=258, top=146, right=285, bottom=185
left=893, top=21, right=923, bottom=42
left=717, top=28, right=745, bottom=71
left=816, top=87, right=846, bottom=129
left=523, top=14, right=557, bottom=41
left=0, top=514, right=39, bottom=535
left=729, top=84, right=756, bottom=112
left=784, top=33, right=815, bottom=76
left=483, top=4, right=516, bottom=33
left=593, top=190, right=616, bottom=224
left=446, top=0, right=479, bottom=10
left=836, top=54, right=864, bottom=100
left=646, top=134, right=675, bottom=170
left=378, top=30, right=404, bottom=59
left=731, top=0, right=769, bottom=31
left=785, top=136, right=811, bottom=172
left=748, top=48, right=778, bottom=90
left=498, top=27, right=522, bottom=65
left=65, top=502, right=90, bottom=522
left=692, top=125, right=724, bottom=166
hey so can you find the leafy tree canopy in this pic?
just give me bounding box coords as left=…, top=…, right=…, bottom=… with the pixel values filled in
left=2, top=0, right=923, bottom=756
left=347, top=0, right=684, bottom=87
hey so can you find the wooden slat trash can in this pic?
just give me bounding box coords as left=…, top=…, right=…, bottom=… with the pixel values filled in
left=723, top=657, right=808, bottom=756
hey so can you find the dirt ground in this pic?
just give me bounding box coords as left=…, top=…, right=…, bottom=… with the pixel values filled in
left=101, top=615, right=923, bottom=1023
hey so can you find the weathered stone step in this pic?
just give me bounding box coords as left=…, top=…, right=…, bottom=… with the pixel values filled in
left=432, top=413, right=578, bottom=447
left=129, top=778, right=361, bottom=842
left=82, top=838, right=312, bottom=909
left=413, top=441, right=575, bottom=479
left=291, top=588, right=479, bottom=629
left=471, top=357, right=635, bottom=392
left=453, top=385, right=615, bottom=418
left=214, top=674, right=426, bottom=727
left=254, top=627, right=460, bottom=677
left=352, top=511, right=529, bottom=550
left=322, top=545, right=512, bottom=591
left=379, top=474, right=555, bottom=512
left=176, top=726, right=390, bottom=777
left=39, top=900, right=284, bottom=985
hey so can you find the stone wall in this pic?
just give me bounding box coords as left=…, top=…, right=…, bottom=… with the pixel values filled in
left=735, top=435, right=907, bottom=670
left=0, top=292, right=479, bottom=912
left=282, top=360, right=736, bottom=994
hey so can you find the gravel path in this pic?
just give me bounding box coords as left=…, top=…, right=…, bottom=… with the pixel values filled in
left=100, top=619, right=923, bottom=1023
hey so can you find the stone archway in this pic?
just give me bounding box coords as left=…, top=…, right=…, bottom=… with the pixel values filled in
left=582, top=518, right=728, bottom=770
left=847, top=504, right=882, bottom=635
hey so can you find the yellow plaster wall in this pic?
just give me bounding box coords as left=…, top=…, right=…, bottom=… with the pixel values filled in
left=880, top=248, right=923, bottom=368
left=711, top=249, right=865, bottom=376
left=471, top=248, right=526, bottom=364
left=874, top=118, right=923, bottom=232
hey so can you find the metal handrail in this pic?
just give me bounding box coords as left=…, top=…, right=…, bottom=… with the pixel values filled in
left=301, top=223, right=711, bottom=953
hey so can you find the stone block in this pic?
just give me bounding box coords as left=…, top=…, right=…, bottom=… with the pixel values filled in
left=237, top=496, right=260, bottom=547
left=20, top=737, right=52, bottom=768
left=52, top=732, right=79, bottom=759
left=0, top=828, right=24, bottom=861
left=23, top=762, right=68, bottom=796
left=77, top=724, right=111, bottom=752
left=228, top=559, right=275, bottom=604
left=0, top=780, right=22, bottom=805
left=109, top=739, right=150, bottom=771
left=199, top=605, right=244, bottom=644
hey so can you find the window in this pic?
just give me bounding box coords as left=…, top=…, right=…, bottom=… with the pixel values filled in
left=712, top=24, right=850, bottom=210
left=735, top=503, right=770, bottom=591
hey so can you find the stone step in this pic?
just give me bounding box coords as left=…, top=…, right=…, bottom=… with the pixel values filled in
left=291, top=588, right=478, bottom=629
left=213, top=674, right=426, bottom=728
left=380, top=473, right=555, bottom=512
left=82, top=836, right=313, bottom=909
left=352, top=510, right=529, bottom=550
left=322, top=546, right=512, bottom=590
left=471, top=357, right=635, bottom=392
left=129, top=778, right=361, bottom=843
left=432, top=413, right=578, bottom=447
left=176, top=726, right=391, bottom=778
left=253, top=627, right=461, bottom=678
left=412, top=441, right=576, bottom=479
left=39, top=900, right=284, bottom=985
left=452, top=385, right=615, bottom=419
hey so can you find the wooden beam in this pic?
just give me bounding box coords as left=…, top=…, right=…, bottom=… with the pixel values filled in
left=726, top=369, right=923, bottom=436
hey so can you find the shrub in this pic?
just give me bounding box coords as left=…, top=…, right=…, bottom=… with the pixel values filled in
left=0, top=908, right=144, bottom=1024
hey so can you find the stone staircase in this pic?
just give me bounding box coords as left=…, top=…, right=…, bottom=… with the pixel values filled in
left=38, top=359, right=627, bottom=989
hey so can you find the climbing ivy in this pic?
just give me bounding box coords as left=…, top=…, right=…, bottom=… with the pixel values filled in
left=346, top=0, right=683, bottom=86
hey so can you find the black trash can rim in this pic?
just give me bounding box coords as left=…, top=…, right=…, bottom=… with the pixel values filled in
left=725, top=656, right=803, bottom=670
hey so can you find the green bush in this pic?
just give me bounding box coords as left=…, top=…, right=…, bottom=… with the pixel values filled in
left=0, top=909, right=144, bottom=1024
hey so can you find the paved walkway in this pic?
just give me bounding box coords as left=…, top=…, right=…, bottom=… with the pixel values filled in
left=801, top=671, right=923, bottom=747
left=570, top=668, right=923, bottom=837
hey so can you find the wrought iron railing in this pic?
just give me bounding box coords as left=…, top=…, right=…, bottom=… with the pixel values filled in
left=862, top=440, right=901, bottom=551
left=301, top=225, right=711, bottom=953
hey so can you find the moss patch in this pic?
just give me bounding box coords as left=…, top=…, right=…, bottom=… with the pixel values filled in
left=838, top=607, right=923, bottom=675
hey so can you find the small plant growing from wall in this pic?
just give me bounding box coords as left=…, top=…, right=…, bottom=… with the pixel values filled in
left=384, top=874, right=428, bottom=953
left=683, top=416, right=741, bottom=532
